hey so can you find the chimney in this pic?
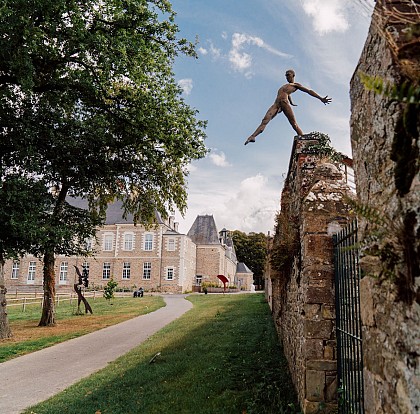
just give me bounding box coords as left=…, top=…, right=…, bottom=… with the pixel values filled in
left=168, top=215, right=175, bottom=229
left=174, top=222, right=179, bottom=232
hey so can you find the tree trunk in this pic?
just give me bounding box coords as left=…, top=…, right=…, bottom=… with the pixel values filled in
left=39, top=249, right=56, bottom=326
left=38, top=184, right=69, bottom=327
left=0, top=255, right=12, bottom=339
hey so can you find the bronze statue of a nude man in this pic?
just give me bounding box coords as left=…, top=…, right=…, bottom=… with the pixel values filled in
left=244, top=69, right=331, bottom=145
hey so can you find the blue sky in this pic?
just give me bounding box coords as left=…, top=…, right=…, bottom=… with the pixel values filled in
left=170, top=0, right=374, bottom=235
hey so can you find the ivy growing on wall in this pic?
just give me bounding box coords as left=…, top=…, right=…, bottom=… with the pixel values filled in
left=302, top=132, right=348, bottom=163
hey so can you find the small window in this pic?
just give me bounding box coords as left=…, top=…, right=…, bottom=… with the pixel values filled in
left=124, top=233, right=134, bottom=251
left=103, top=262, right=111, bottom=279
left=59, top=262, right=68, bottom=283
left=195, top=275, right=202, bottom=286
left=103, top=234, right=113, bottom=251
left=27, top=262, right=36, bottom=283
left=122, top=262, right=131, bottom=279
left=168, top=238, right=175, bottom=251
left=144, top=234, right=153, bottom=251
left=11, top=261, right=19, bottom=279
left=166, top=267, right=174, bottom=280
left=143, top=262, right=151, bottom=279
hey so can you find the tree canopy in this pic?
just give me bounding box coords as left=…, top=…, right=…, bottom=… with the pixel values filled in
left=0, top=0, right=207, bottom=221
left=0, top=0, right=207, bottom=326
left=231, top=231, right=268, bottom=288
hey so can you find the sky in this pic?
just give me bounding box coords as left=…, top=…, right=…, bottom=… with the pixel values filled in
left=169, top=0, right=375, bottom=235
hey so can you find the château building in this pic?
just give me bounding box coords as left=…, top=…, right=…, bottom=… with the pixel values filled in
left=4, top=202, right=253, bottom=294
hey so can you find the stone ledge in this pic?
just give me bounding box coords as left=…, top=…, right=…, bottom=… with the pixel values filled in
left=307, top=360, right=337, bottom=371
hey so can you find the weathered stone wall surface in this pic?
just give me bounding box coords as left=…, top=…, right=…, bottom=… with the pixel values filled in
left=350, top=1, right=419, bottom=413
left=270, top=135, right=354, bottom=413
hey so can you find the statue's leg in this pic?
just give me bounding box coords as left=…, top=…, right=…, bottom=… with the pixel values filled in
left=245, top=104, right=279, bottom=145
left=282, top=103, right=303, bottom=136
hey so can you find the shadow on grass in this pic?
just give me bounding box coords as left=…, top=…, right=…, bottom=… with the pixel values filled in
left=25, top=294, right=299, bottom=414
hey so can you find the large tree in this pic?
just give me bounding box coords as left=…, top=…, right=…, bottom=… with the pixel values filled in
left=0, top=0, right=207, bottom=326
left=232, top=231, right=268, bottom=289
left=0, top=176, right=52, bottom=337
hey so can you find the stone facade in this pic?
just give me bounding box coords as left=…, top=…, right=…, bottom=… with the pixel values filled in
left=187, top=216, right=238, bottom=287
left=267, top=134, right=354, bottom=413
left=350, top=1, right=420, bottom=413
left=235, top=262, right=254, bottom=291
left=4, top=209, right=245, bottom=294
left=4, top=219, right=195, bottom=294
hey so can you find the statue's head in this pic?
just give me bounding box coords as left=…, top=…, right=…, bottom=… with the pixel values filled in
left=285, top=69, right=295, bottom=79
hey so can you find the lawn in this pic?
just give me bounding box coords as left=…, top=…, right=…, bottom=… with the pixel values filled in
left=24, top=293, right=299, bottom=414
left=0, top=295, right=165, bottom=362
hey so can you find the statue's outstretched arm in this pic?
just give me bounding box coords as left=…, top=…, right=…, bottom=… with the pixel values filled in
left=294, top=82, right=332, bottom=104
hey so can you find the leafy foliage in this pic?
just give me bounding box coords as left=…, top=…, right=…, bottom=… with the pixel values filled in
left=302, top=132, right=348, bottom=163
left=0, top=175, right=52, bottom=261
left=270, top=213, right=300, bottom=275
left=231, top=231, right=268, bottom=287
left=0, top=0, right=207, bottom=224
left=103, top=279, right=118, bottom=302
left=359, top=72, right=420, bottom=104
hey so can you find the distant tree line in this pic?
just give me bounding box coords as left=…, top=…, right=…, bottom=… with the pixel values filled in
left=231, top=230, right=268, bottom=289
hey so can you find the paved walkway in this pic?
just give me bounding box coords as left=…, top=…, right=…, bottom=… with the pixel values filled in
left=0, top=295, right=193, bottom=414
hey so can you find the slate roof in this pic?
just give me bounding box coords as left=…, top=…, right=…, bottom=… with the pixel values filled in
left=236, top=262, right=253, bottom=274
left=68, top=197, right=164, bottom=225
left=187, top=215, right=220, bottom=245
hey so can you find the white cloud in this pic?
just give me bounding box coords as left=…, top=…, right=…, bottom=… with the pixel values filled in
left=177, top=173, right=280, bottom=234
left=216, top=174, right=279, bottom=233
left=209, top=150, right=232, bottom=167
left=209, top=41, right=222, bottom=60
left=221, top=31, right=228, bottom=40
left=302, top=0, right=350, bottom=35
left=228, top=33, right=291, bottom=76
left=229, top=48, right=253, bottom=73
left=178, top=78, right=193, bottom=95
left=198, top=47, right=208, bottom=55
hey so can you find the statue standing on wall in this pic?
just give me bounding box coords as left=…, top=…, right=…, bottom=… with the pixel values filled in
left=244, top=69, right=332, bottom=145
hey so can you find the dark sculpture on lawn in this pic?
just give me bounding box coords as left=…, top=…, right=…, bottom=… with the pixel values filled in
left=244, top=69, right=332, bottom=145
left=73, top=265, right=93, bottom=314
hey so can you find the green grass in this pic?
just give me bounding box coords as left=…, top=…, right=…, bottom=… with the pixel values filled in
left=1, top=296, right=165, bottom=362
left=24, top=294, right=299, bottom=414
left=6, top=295, right=164, bottom=322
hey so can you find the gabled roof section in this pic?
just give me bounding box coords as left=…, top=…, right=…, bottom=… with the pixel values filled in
left=187, top=215, right=220, bottom=245
left=68, top=197, right=164, bottom=225
left=237, top=262, right=253, bottom=274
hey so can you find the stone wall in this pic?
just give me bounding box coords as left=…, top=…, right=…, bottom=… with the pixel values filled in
left=270, top=134, right=354, bottom=413
left=350, top=1, right=420, bottom=413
